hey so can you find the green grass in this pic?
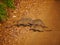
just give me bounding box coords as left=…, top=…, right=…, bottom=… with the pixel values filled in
left=0, top=0, right=15, bottom=22
left=3, top=0, right=15, bottom=9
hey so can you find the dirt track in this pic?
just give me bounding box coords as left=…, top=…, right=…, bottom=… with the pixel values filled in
left=0, top=0, right=60, bottom=45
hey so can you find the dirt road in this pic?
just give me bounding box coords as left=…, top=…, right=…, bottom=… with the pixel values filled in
left=0, top=0, right=60, bottom=45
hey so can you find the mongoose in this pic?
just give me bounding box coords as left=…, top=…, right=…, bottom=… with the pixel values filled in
left=29, top=19, right=51, bottom=32
left=29, top=19, right=48, bottom=28
left=16, top=18, right=32, bottom=27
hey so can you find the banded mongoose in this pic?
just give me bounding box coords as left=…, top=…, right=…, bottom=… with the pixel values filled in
left=29, top=19, right=48, bottom=28
left=16, top=18, right=32, bottom=27
left=29, top=19, right=50, bottom=32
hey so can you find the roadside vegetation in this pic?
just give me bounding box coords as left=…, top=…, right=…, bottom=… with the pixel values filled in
left=0, top=0, right=15, bottom=22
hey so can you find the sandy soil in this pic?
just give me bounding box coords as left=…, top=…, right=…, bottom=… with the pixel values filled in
left=0, top=0, right=60, bottom=45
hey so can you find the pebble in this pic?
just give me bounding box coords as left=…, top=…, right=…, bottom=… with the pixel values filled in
left=13, top=15, right=16, bottom=18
